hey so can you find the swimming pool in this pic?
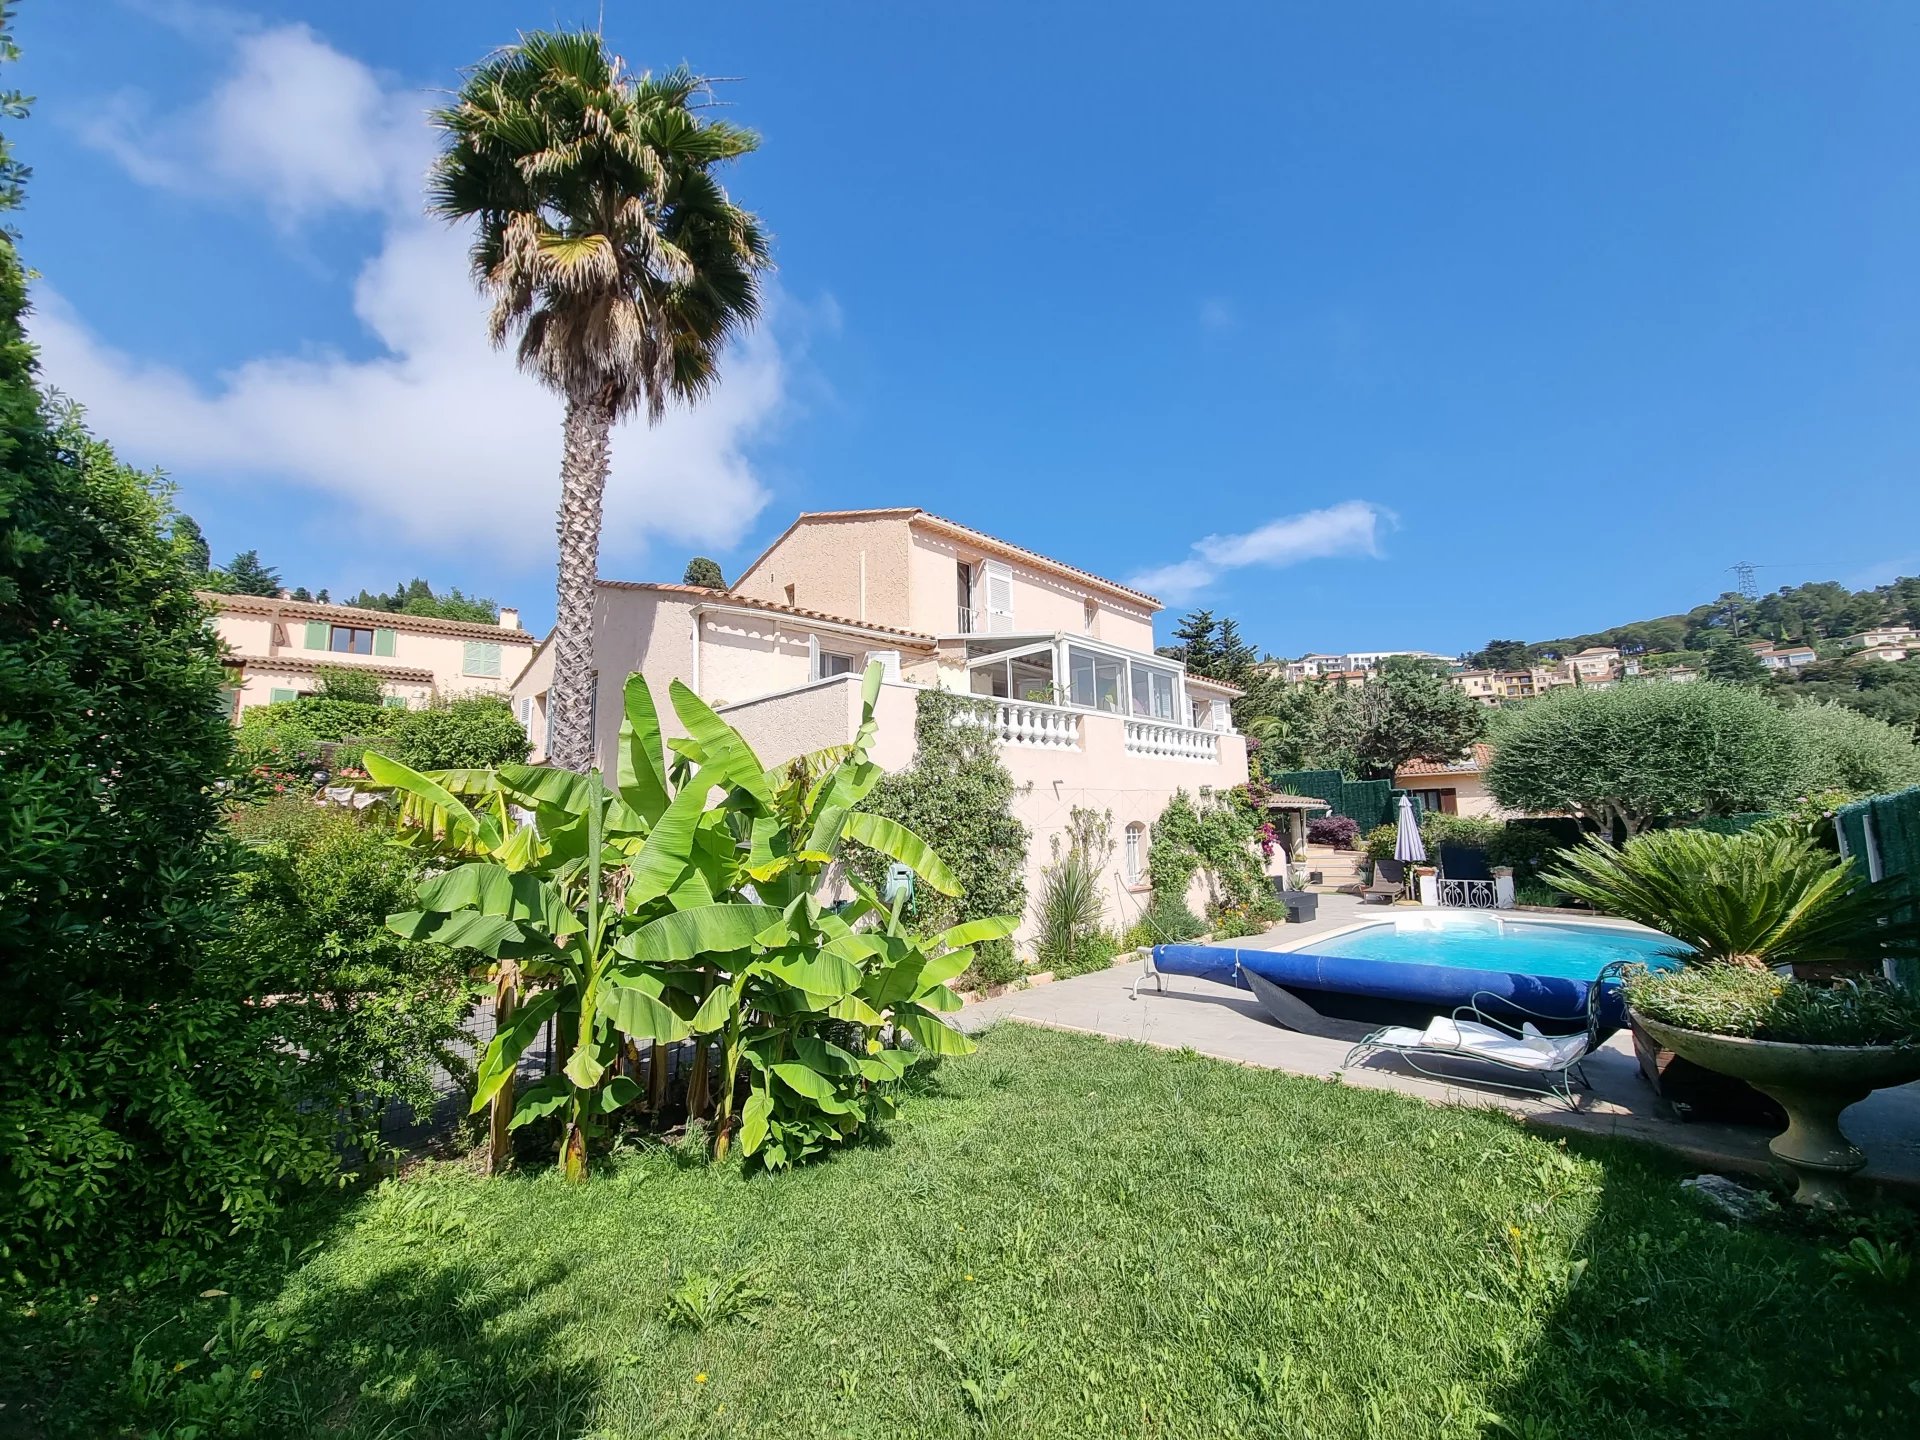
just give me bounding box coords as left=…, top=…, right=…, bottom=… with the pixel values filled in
left=1146, top=912, right=1684, bottom=1040
left=1306, top=913, right=1684, bottom=981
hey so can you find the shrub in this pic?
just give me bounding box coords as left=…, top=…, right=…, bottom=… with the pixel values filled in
left=1307, top=814, right=1361, bottom=849
left=227, top=799, right=477, bottom=1155
left=365, top=694, right=530, bottom=770
left=1050, top=929, right=1125, bottom=979
left=314, top=664, right=389, bottom=706
left=1419, top=812, right=1503, bottom=855
left=1, top=224, right=335, bottom=1276
left=1625, top=966, right=1920, bottom=1047
left=1779, top=701, right=1920, bottom=798
left=1035, top=808, right=1113, bottom=976
left=1124, top=890, right=1207, bottom=946
left=1513, top=879, right=1569, bottom=908
left=1362, top=823, right=1398, bottom=864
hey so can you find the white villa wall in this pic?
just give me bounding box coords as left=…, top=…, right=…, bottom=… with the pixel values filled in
left=904, top=525, right=1157, bottom=648
left=730, top=513, right=916, bottom=623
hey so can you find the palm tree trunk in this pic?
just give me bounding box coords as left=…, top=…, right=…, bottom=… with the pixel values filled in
left=487, top=960, right=519, bottom=1175
left=546, top=395, right=615, bottom=773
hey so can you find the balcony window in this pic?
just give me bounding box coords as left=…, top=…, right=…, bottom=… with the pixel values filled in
left=1129, top=660, right=1177, bottom=720
left=329, top=625, right=374, bottom=654
left=816, top=650, right=857, bottom=679
left=1066, top=644, right=1123, bottom=712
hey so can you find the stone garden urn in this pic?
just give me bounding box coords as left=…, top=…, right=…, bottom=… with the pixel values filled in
left=1630, top=1010, right=1920, bottom=1208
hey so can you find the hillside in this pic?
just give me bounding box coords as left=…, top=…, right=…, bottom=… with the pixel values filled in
left=1464, top=575, right=1920, bottom=668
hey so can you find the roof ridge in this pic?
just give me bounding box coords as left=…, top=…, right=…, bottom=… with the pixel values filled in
left=202, top=591, right=533, bottom=641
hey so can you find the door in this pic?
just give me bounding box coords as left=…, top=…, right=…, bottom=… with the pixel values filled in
left=955, top=561, right=974, bottom=632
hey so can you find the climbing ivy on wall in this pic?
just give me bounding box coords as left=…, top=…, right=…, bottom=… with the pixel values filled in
left=845, top=689, right=1030, bottom=982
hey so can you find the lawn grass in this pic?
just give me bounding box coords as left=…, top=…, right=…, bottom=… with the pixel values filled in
left=7, top=1023, right=1919, bottom=1438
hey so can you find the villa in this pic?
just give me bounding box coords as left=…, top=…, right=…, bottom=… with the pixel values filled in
left=1748, top=640, right=1818, bottom=670
left=1553, top=646, right=1623, bottom=684
left=510, top=509, right=1250, bottom=939
left=1393, top=743, right=1506, bottom=818
left=205, top=591, right=536, bottom=720
left=1843, top=624, right=1917, bottom=651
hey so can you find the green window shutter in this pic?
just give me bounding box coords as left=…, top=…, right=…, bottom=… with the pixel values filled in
left=304, top=621, right=327, bottom=650
left=269, top=687, right=298, bottom=704
left=373, top=628, right=397, bottom=657
left=463, top=641, right=502, bottom=678
left=382, top=695, right=409, bottom=709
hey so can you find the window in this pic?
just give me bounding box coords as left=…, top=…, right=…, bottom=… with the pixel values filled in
left=816, top=649, right=857, bottom=679
left=982, top=559, right=1014, bottom=633
left=463, top=641, right=503, bottom=678
left=1124, top=822, right=1146, bottom=884
left=382, top=695, right=409, bottom=710
left=1082, top=598, right=1098, bottom=633
left=1066, top=644, right=1124, bottom=712
left=1406, top=788, right=1458, bottom=815
left=1128, top=659, right=1177, bottom=720
left=329, top=625, right=374, bottom=655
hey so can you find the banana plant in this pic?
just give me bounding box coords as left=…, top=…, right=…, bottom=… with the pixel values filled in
left=370, top=663, right=1010, bottom=1175
left=611, top=663, right=1016, bottom=1163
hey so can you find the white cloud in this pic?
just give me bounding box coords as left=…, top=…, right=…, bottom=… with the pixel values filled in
left=1130, top=501, right=1390, bottom=602
left=37, top=18, right=796, bottom=566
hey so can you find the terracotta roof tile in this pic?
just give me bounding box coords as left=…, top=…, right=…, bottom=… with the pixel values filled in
left=596, top=581, right=938, bottom=646
left=226, top=654, right=436, bottom=684
left=1396, top=742, right=1495, bottom=778
left=202, top=591, right=535, bottom=644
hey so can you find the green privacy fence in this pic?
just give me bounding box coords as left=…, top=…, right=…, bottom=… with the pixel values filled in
left=1836, top=786, right=1920, bottom=990
left=1267, top=770, right=1398, bottom=834
left=1692, top=812, right=1776, bottom=836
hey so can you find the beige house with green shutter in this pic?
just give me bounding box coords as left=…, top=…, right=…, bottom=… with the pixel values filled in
left=203, top=591, right=536, bottom=721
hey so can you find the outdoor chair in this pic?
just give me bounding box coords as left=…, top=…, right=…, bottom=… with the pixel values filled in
left=1339, top=960, right=1630, bottom=1108
left=1362, top=857, right=1405, bottom=905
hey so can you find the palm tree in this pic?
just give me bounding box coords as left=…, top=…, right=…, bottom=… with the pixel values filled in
left=1543, top=828, right=1920, bottom=970
left=429, top=31, right=770, bottom=770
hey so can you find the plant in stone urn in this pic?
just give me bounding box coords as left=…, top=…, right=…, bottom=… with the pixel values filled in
left=1545, top=827, right=1920, bottom=1207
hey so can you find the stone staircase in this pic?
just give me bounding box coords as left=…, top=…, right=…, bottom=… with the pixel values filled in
left=1299, top=845, right=1368, bottom=894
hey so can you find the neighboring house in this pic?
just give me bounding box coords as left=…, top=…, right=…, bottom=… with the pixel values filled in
left=510, top=508, right=1250, bottom=945
left=1843, top=625, right=1916, bottom=651
left=1553, top=646, right=1622, bottom=684
left=206, top=592, right=536, bottom=719
left=1394, top=743, right=1506, bottom=819
left=1751, top=643, right=1817, bottom=670
left=1282, top=649, right=1451, bottom=681
left=1851, top=644, right=1912, bottom=664
left=1449, top=667, right=1559, bottom=705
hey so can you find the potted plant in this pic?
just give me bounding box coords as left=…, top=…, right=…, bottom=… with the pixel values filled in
left=1546, top=827, right=1920, bottom=1207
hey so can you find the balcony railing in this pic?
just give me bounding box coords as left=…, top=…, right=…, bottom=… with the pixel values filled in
left=956, top=605, right=981, bottom=633
left=963, top=696, right=1082, bottom=749
left=1123, top=719, right=1219, bottom=762
left=1437, top=878, right=1498, bottom=909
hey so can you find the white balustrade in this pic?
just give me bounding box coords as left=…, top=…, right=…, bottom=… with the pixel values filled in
left=1122, top=719, right=1219, bottom=762
left=962, top=697, right=1082, bottom=749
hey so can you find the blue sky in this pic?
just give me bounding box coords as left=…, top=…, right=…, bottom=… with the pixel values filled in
left=16, top=1, right=1920, bottom=653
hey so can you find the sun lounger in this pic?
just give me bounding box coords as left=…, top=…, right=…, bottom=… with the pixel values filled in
left=1340, top=960, right=1629, bottom=1107
left=1362, top=858, right=1404, bottom=905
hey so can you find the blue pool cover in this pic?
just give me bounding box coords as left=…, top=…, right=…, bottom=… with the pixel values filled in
left=1150, top=942, right=1631, bottom=1031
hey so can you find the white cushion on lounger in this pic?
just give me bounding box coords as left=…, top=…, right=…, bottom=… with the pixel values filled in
left=1521, top=1022, right=1592, bottom=1069
left=1418, top=1017, right=1568, bottom=1072
left=1370, top=1025, right=1431, bottom=1050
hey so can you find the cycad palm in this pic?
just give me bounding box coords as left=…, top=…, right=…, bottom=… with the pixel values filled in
left=1543, top=828, right=1918, bottom=970
left=429, top=30, right=769, bottom=769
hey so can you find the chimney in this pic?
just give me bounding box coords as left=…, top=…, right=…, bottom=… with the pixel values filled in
left=499, top=606, right=521, bottom=631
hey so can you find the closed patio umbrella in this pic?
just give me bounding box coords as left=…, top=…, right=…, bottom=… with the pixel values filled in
left=1393, top=794, right=1426, bottom=893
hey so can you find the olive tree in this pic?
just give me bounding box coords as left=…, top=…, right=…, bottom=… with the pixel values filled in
left=1486, top=682, right=1799, bottom=837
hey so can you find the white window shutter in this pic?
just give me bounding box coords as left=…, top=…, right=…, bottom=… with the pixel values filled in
left=983, top=559, right=1014, bottom=634
left=866, top=648, right=901, bottom=681
left=807, top=634, right=821, bottom=681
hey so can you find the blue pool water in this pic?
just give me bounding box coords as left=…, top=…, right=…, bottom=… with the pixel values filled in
left=1308, top=917, right=1685, bottom=982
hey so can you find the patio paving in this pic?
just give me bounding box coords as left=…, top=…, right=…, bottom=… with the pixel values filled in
left=961, top=895, right=1920, bottom=1201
